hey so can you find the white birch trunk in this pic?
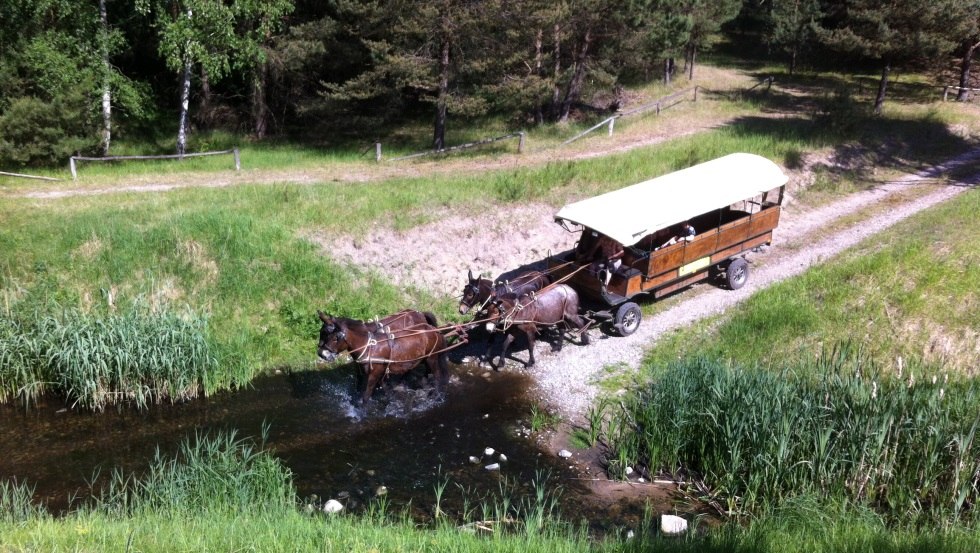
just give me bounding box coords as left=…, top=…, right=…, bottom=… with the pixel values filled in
left=99, top=0, right=112, bottom=156
left=176, top=8, right=193, bottom=156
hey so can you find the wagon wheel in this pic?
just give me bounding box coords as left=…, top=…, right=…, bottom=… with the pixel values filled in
left=613, top=302, right=642, bottom=337
left=725, top=258, right=749, bottom=290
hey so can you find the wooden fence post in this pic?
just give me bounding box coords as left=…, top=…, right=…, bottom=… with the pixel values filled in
left=518, top=132, right=526, bottom=153
left=70, top=157, right=77, bottom=181
left=943, top=86, right=949, bottom=101
left=693, top=86, right=698, bottom=102
left=233, top=148, right=241, bottom=171
left=375, top=142, right=382, bottom=162
left=608, top=117, right=615, bottom=136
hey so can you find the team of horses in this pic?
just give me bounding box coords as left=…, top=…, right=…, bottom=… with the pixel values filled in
left=316, top=268, right=590, bottom=404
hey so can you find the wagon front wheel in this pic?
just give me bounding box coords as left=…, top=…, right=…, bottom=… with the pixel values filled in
left=614, top=302, right=642, bottom=336
left=725, top=258, right=749, bottom=290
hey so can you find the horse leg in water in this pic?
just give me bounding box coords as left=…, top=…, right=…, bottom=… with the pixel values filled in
left=360, top=364, right=383, bottom=404
left=423, top=352, right=449, bottom=394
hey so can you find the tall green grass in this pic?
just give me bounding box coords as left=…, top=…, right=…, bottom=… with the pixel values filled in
left=1, top=480, right=46, bottom=524
left=598, top=349, right=980, bottom=525
left=0, top=304, right=221, bottom=410
left=97, top=428, right=295, bottom=516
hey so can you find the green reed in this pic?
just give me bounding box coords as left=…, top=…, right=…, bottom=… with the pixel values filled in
left=0, top=304, right=220, bottom=410
left=98, top=427, right=294, bottom=516
left=599, top=348, right=980, bottom=525
left=1, top=480, right=46, bottom=523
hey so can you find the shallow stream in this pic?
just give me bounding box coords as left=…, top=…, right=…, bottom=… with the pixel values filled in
left=1, top=364, right=649, bottom=532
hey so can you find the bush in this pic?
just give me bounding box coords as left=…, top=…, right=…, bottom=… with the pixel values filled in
left=0, top=92, right=99, bottom=167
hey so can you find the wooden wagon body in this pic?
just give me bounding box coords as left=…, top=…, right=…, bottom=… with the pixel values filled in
left=547, top=153, right=788, bottom=335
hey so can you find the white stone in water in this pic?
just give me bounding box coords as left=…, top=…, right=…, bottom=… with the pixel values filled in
left=661, top=515, right=688, bottom=535
left=468, top=456, right=480, bottom=464
left=624, top=466, right=634, bottom=475
left=323, top=499, right=344, bottom=514
left=626, top=530, right=635, bottom=540
left=484, top=447, right=495, bottom=456
left=484, top=463, right=500, bottom=471
left=498, top=453, right=508, bottom=462
left=558, top=449, right=572, bottom=458
left=374, top=485, right=388, bottom=496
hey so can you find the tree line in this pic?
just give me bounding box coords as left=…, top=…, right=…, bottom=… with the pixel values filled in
left=0, top=0, right=977, bottom=167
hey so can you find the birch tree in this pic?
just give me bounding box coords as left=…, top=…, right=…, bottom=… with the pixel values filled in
left=138, top=0, right=236, bottom=154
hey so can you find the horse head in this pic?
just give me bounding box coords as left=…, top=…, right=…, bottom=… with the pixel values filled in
left=317, top=311, right=348, bottom=362
left=459, top=269, right=487, bottom=314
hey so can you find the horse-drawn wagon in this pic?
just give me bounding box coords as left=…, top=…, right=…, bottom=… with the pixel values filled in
left=547, top=152, right=789, bottom=336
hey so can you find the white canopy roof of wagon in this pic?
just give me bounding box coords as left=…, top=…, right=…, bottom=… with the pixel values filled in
left=554, top=153, right=788, bottom=246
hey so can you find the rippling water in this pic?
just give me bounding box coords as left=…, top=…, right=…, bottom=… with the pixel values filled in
left=0, top=363, right=605, bottom=523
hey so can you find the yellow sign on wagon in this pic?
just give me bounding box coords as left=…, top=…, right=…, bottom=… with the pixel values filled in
left=679, top=256, right=711, bottom=277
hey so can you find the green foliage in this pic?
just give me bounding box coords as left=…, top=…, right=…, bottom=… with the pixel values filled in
left=601, top=351, right=980, bottom=524
left=0, top=93, right=100, bottom=167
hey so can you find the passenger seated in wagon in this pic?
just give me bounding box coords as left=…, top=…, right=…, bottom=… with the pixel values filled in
left=654, top=221, right=695, bottom=250
left=576, top=230, right=624, bottom=285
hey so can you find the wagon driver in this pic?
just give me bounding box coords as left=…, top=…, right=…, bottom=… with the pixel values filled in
left=580, top=230, right=624, bottom=286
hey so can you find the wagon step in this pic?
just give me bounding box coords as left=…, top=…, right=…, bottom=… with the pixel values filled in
left=599, top=287, right=628, bottom=306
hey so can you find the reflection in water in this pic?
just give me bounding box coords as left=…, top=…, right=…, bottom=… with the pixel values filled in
left=0, top=364, right=600, bottom=524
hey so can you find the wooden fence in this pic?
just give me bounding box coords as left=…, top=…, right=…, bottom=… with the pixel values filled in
left=559, top=86, right=701, bottom=147
left=383, top=132, right=525, bottom=162
left=69, top=148, right=240, bottom=180
left=0, top=170, right=60, bottom=182
left=942, top=85, right=978, bottom=101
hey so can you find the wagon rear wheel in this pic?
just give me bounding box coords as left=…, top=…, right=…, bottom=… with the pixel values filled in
left=725, top=258, right=749, bottom=290
left=614, top=302, right=642, bottom=336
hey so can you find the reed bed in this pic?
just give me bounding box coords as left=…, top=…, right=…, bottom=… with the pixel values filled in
left=599, top=348, right=980, bottom=525
left=1, top=480, right=46, bottom=524
left=0, top=305, right=219, bottom=410
left=97, top=428, right=295, bottom=516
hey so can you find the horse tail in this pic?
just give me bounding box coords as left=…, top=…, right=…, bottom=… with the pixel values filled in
left=422, top=311, right=438, bottom=327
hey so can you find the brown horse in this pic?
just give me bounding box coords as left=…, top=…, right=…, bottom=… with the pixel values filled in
left=458, top=269, right=551, bottom=315
left=483, top=284, right=590, bottom=369
left=317, top=311, right=450, bottom=404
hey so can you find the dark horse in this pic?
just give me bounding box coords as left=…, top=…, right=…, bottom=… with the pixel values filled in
left=483, top=284, right=590, bottom=369
left=458, top=269, right=552, bottom=365
left=317, top=310, right=450, bottom=404
left=458, top=269, right=551, bottom=315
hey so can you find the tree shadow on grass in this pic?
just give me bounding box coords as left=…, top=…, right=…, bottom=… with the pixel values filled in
left=721, top=110, right=977, bottom=184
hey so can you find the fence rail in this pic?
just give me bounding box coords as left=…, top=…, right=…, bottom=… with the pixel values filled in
left=0, top=170, right=60, bottom=182
left=69, top=148, right=240, bottom=180
left=942, top=85, right=979, bottom=101
left=384, top=132, right=525, bottom=162
left=560, top=86, right=700, bottom=147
